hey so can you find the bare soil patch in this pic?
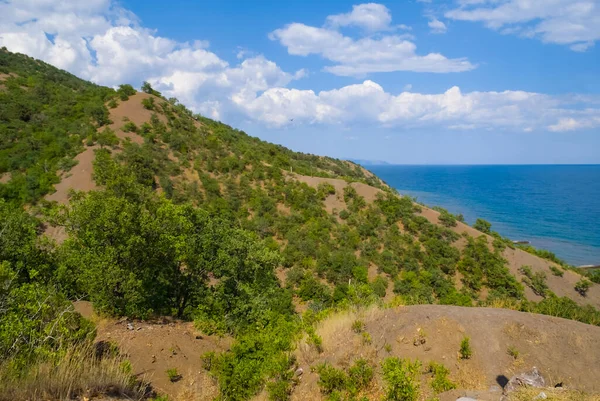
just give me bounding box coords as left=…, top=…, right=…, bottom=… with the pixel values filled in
left=77, top=301, right=232, bottom=401
left=46, top=145, right=99, bottom=205
left=293, top=305, right=600, bottom=400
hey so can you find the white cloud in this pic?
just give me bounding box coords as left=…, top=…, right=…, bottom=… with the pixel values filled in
left=237, top=80, right=600, bottom=131
left=270, top=18, right=475, bottom=76
left=0, top=0, right=304, bottom=121
left=326, top=3, right=392, bottom=31
left=428, top=18, right=448, bottom=34
left=445, top=0, right=600, bottom=50
left=0, top=0, right=598, bottom=135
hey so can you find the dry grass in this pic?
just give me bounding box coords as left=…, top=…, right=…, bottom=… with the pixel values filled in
left=0, top=343, right=147, bottom=401
left=173, top=374, right=219, bottom=401
left=507, top=387, right=600, bottom=401
left=452, top=361, right=487, bottom=390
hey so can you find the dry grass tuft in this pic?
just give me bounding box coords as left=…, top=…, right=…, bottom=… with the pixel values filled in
left=0, top=343, right=147, bottom=401
left=507, top=387, right=600, bottom=401
left=174, top=373, right=220, bottom=401
left=452, top=361, right=487, bottom=390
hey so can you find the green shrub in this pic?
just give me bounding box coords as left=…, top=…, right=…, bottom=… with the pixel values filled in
left=428, top=362, right=456, bottom=393
left=507, top=346, right=520, bottom=360
left=166, top=368, right=181, bottom=382
left=347, top=359, right=373, bottom=392
left=575, top=279, right=592, bottom=297
left=381, top=357, right=421, bottom=401
left=520, top=266, right=548, bottom=297
left=142, top=97, right=155, bottom=110
left=473, top=218, right=492, bottom=234
left=123, top=121, right=138, bottom=133
left=316, top=363, right=347, bottom=394
left=549, top=266, right=564, bottom=277
left=459, top=337, right=472, bottom=360
left=351, top=319, right=365, bottom=333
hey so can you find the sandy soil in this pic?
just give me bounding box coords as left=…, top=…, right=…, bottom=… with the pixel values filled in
left=0, top=172, right=10, bottom=184
left=46, top=145, right=99, bottom=204
left=108, top=92, right=167, bottom=144
left=292, top=305, right=600, bottom=400
left=74, top=302, right=231, bottom=401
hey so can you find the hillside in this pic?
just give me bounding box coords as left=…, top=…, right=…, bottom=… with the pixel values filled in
left=1, top=48, right=599, bottom=401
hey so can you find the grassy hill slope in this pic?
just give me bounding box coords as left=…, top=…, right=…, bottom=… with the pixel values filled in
left=1, top=48, right=599, bottom=400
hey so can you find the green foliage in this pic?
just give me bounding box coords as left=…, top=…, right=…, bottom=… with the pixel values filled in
left=433, top=207, right=457, bottom=227
left=166, top=368, right=181, bottom=382
left=207, top=317, right=298, bottom=401
left=381, top=358, right=421, bottom=401
left=141, top=81, right=161, bottom=97
left=315, top=359, right=373, bottom=400
left=351, top=319, right=365, bottom=333
left=0, top=49, right=115, bottom=204
left=531, top=295, right=600, bottom=326
left=142, top=97, right=155, bottom=110
left=519, top=266, right=549, bottom=297
left=575, top=278, right=592, bottom=297
left=459, top=337, right=472, bottom=359
left=0, top=261, right=94, bottom=375
left=507, top=346, right=520, bottom=360
left=117, top=84, right=136, bottom=100
left=549, top=265, right=564, bottom=277
left=473, top=218, right=492, bottom=234
left=316, top=363, right=347, bottom=395
left=459, top=236, right=523, bottom=299
left=428, top=362, right=456, bottom=394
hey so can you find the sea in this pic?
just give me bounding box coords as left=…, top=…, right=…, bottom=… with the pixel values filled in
left=367, top=165, right=600, bottom=266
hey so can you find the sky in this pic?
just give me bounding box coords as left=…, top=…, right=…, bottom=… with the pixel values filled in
left=1, top=0, right=599, bottom=164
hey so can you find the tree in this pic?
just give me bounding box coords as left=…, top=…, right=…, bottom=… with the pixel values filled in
left=473, top=218, right=492, bottom=234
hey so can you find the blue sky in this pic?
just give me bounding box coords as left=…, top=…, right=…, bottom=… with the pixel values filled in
left=1, top=0, right=599, bottom=164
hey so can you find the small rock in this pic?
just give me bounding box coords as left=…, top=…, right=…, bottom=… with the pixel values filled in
left=456, top=397, right=477, bottom=401
left=195, top=335, right=203, bottom=340
left=294, top=367, right=303, bottom=377
left=533, top=392, right=547, bottom=400
left=127, top=323, right=134, bottom=331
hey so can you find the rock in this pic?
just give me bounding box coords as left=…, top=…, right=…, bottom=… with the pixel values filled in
left=456, top=398, right=477, bottom=401
left=533, top=392, right=547, bottom=400
left=294, top=367, right=303, bottom=377
left=504, top=367, right=545, bottom=394
left=127, top=322, right=134, bottom=331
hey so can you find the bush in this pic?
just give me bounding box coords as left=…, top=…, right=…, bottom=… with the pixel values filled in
left=428, top=362, right=456, bottom=393
left=351, top=319, right=365, bottom=333
left=316, top=363, right=347, bottom=394
left=459, top=337, right=472, bottom=360
left=347, top=359, right=373, bottom=393
left=507, top=346, right=520, bottom=360
left=473, top=218, right=492, bottom=234
left=166, top=368, right=181, bottom=382
left=549, top=265, right=564, bottom=277
left=381, top=358, right=421, bottom=401
left=575, top=279, right=592, bottom=297
left=519, top=266, right=548, bottom=297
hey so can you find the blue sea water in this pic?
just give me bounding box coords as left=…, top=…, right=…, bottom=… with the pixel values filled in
left=367, top=165, right=600, bottom=266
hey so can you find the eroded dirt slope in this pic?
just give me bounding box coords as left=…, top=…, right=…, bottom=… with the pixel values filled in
left=292, top=304, right=600, bottom=400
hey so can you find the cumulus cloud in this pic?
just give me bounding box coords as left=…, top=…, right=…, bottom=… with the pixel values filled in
left=326, top=3, right=393, bottom=31
left=237, top=80, right=600, bottom=132
left=0, top=0, right=304, bottom=121
left=428, top=18, right=448, bottom=34
left=0, top=0, right=598, bottom=134
left=445, top=0, right=600, bottom=50
left=270, top=4, right=476, bottom=76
